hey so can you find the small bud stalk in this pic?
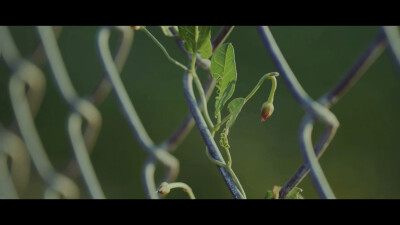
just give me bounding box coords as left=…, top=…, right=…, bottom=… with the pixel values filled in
left=157, top=182, right=196, bottom=199
left=214, top=72, right=279, bottom=128
left=260, top=72, right=278, bottom=122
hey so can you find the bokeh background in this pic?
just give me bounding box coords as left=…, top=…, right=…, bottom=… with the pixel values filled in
left=1, top=26, right=399, bottom=199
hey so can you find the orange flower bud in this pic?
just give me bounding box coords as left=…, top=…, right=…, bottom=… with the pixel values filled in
left=261, top=102, right=274, bottom=122
left=131, top=26, right=141, bottom=30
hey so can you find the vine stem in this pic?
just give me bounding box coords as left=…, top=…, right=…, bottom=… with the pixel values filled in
left=141, top=27, right=188, bottom=71
left=212, top=115, right=230, bottom=132
left=190, top=55, right=214, bottom=130
left=141, top=26, right=214, bottom=131
left=139, top=26, right=244, bottom=198
left=213, top=72, right=279, bottom=131
left=244, top=73, right=278, bottom=103
left=183, top=71, right=245, bottom=199
left=159, top=26, right=235, bottom=152
left=207, top=129, right=246, bottom=197
left=188, top=35, right=246, bottom=198
left=139, top=26, right=235, bottom=198
left=209, top=72, right=279, bottom=198
left=189, top=49, right=245, bottom=197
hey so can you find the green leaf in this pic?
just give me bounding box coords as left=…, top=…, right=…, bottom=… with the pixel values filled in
left=211, top=43, right=237, bottom=118
left=178, top=26, right=212, bottom=59
left=226, top=98, right=245, bottom=128
left=285, top=187, right=304, bottom=199
left=178, top=26, right=197, bottom=53
left=199, top=39, right=212, bottom=59
left=197, top=26, right=212, bottom=59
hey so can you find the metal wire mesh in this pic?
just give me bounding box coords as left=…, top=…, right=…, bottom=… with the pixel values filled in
left=0, top=26, right=399, bottom=199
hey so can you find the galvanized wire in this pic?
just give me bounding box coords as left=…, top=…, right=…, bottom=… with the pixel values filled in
left=34, top=26, right=133, bottom=198
left=37, top=26, right=105, bottom=199
left=183, top=71, right=245, bottom=199
left=144, top=26, right=234, bottom=198
left=382, top=26, right=400, bottom=73
left=0, top=26, right=62, bottom=198
left=97, top=26, right=179, bottom=199
left=0, top=126, right=30, bottom=198
left=277, top=32, right=388, bottom=198
left=1, top=26, right=397, bottom=199
left=62, top=26, right=133, bottom=180
left=257, top=26, right=394, bottom=199
left=97, top=26, right=236, bottom=199
left=1, top=25, right=134, bottom=199
left=1, top=26, right=80, bottom=199
left=258, top=26, right=339, bottom=198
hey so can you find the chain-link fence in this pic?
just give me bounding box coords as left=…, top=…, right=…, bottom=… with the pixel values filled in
left=0, top=26, right=399, bottom=199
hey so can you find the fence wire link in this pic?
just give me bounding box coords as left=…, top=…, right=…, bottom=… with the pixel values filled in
left=97, top=26, right=179, bottom=199
left=1, top=26, right=80, bottom=198
left=382, top=26, right=400, bottom=72
left=0, top=26, right=63, bottom=198
left=258, top=26, right=339, bottom=198
left=1, top=26, right=398, bottom=199
left=257, top=26, right=397, bottom=199
left=37, top=26, right=106, bottom=198
left=277, top=33, right=388, bottom=198
left=36, top=25, right=134, bottom=198
left=97, top=26, right=235, bottom=199
left=0, top=126, right=30, bottom=198
left=61, top=26, right=134, bottom=182
left=183, top=71, right=245, bottom=199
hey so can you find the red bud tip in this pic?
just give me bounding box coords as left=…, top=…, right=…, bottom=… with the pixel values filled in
left=260, top=102, right=274, bottom=122
left=131, top=26, right=141, bottom=30
left=157, top=182, right=170, bottom=195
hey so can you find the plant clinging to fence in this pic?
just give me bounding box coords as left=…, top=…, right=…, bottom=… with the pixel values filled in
left=0, top=25, right=399, bottom=199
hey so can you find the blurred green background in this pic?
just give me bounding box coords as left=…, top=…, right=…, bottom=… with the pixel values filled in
left=1, top=26, right=400, bottom=199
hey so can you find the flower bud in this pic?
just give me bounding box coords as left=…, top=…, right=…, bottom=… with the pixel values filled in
left=131, top=26, right=145, bottom=30
left=260, top=102, right=274, bottom=122
left=157, top=182, right=171, bottom=195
